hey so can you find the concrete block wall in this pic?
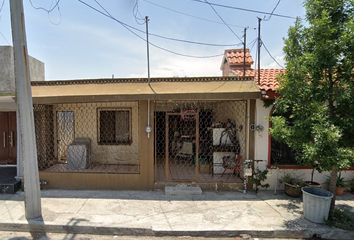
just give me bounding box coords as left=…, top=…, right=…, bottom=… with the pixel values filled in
left=0, top=45, right=44, bottom=93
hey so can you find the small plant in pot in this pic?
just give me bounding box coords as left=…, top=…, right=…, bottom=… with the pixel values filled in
left=335, top=173, right=346, bottom=196
left=280, top=174, right=306, bottom=198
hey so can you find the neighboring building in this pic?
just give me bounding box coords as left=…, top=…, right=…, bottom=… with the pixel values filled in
left=0, top=45, right=44, bottom=166
left=221, top=48, right=353, bottom=189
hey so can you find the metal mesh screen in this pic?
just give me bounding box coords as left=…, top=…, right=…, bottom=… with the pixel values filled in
left=154, top=100, right=246, bottom=183
left=34, top=102, right=140, bottom=173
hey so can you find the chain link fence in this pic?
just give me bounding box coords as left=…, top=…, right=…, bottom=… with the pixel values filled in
left=34, top=101, right=140, bottom=173
left=154, top=100, right=247, bottom=183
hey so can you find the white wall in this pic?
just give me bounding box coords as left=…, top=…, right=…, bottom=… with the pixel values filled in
left=254, top=99, right=271, bottom=170
left=254, top=99, right=354, bottom=190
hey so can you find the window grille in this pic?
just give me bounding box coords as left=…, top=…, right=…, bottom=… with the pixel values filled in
left=98, top=109, right=131, bottom=145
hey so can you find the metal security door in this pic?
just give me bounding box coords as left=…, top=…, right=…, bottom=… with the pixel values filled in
left=8, top=112, right=16, bottom=164
left=57, top=111, right=74, bottom=162
left=165, top=112, right=199, bottom=181
left=0, top=112, right=9, bottom=164
left=0, top=112, right=16, bottom=164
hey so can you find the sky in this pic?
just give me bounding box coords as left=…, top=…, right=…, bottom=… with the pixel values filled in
left=0, top=0, right=305, bottom=80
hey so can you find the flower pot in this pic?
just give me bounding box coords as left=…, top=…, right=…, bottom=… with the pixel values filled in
left=335, top=186, right=345, bottom=196
left=302, top=187, right=333, bottom=223
left=284, top=182, right=302, bottom=198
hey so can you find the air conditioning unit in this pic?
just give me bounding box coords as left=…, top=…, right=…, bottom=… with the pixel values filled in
left=67, top=138, right=91, bottom=170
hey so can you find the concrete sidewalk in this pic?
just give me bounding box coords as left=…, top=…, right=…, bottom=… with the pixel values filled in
left=0, top=190, right=353, bottom=239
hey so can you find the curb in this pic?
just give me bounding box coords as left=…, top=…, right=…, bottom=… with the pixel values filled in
left=0, top=222, right=354, bottom=239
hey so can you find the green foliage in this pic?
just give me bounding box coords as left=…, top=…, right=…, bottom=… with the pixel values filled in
left=326, top=208, right=354, bottom=231
left=271, top=0, right=354, bottom=173
left=251, top=169, right=270, bottom=193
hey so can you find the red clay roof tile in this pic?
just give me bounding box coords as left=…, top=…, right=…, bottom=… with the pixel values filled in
left=231, top=68, right=285, bottom=92
left=225, top=48, right=254, bottom=65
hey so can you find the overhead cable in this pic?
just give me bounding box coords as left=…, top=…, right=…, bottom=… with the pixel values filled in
left=264, top=0, right=281, bottom=21
left=29, top=0, right=61, bottom=13
left=191, top=0, right=298, bottom=20
left=80, top=0, right=224, bottom=58
left=203, top=0, right=244, bottom=43
left=142, top=0, right=245, bottom=29
left=93, top=0, right=241, bottom=47
left=262, top=39, right=284, bottom=68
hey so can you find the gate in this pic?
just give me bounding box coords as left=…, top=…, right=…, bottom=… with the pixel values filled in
left=165, top=111, right=199, bottom=181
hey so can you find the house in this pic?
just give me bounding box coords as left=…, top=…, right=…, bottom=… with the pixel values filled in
left=32, top=76, right=259, bottom=190
left=221, top=48, right=354, bottom=188
left=1, top=46, right=352, bottom=191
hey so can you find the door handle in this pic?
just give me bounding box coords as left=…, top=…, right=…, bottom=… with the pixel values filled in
left=9, top=131, right=14, bottom=148
left=3, top=132, right=6, bottom=148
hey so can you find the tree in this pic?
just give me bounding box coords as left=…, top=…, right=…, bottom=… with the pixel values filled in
left=271, top=0, right=354, bottom=214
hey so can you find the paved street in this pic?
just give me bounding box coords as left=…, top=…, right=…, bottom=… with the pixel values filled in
left=0, top=231, right=306, bottom=240
left=0, top=190, right=353, bottom=239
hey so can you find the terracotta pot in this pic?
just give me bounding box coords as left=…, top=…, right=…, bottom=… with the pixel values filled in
left=335, top=187, right=345, bottom=196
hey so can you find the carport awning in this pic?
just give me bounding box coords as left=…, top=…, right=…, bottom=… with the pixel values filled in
left=32, top=79, right=261, bottom=103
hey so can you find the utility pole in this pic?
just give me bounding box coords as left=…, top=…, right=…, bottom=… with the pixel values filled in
left=243, top=27, right=247, bottom=77
left=10, top=0, right=42, bottom=219
left=257, top=17, right=262, bottom=85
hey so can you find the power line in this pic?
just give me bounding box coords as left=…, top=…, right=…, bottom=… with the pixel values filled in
left=142, top=0, right=245, bottom=29
left=191, top=0, right=298, bottom=20
left=91, top=0, right=241, bottom=47
left=0, top=0, right=5, bottom=14
left=29, top=0, right=61, bottom=13
left=203, top=0, right=244, bottom=43
left=264, top=0, right=281, bottom=21
left=81, top=0, right=224, bottom=59
left=261, top=39, right=284, bottom=68
left=133, top=0, right=145, bottom=25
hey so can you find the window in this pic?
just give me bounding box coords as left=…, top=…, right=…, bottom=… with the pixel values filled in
left=270, top=110, right=298, bottom=166
left=98, top=108, right=131, bottom=145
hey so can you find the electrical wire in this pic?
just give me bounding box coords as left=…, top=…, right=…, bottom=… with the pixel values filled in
left=261, top=39, right=284, bottom=68
left=191, top=0, right=298, bottom=20
left=92, top=0, right=241, bottom=47
left=29, top=0, right=61, bottom=13
left=203, top=0, right=244, bottom=43
left=142, top=0, right=245, bottom=29
left=81, top=0, right=224, bottom=58
left=133, top=0, right=146, bottom=25
left=264, top=0, right=281, bottom=21
left=0, top=0, right=5, bottom=14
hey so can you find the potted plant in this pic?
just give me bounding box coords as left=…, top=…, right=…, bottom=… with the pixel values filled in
left=280, top=174, right=306, bottom=198
left=326, top=173, right=346, bottom=196
left=335, top=173, right=346, bottom=196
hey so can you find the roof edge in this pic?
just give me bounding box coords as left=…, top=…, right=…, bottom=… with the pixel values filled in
left=31, top=76, right=255, bottom=86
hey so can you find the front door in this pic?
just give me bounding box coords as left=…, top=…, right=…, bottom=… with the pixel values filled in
left=0, top=112, right=16, bottom=165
